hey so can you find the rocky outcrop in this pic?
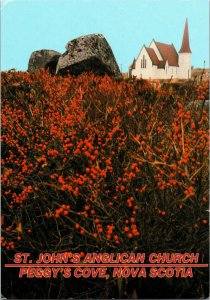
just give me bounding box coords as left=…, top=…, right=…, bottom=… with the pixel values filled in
left=28, top=50, right=61, bottom=74
left=56, top=34, right=121, bottom=77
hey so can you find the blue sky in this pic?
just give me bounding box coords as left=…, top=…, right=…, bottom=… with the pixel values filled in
left=1, top=0, right=209, bottom=72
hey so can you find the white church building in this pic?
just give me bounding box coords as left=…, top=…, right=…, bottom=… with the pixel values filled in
left=129, top=18, right=192, bottom=79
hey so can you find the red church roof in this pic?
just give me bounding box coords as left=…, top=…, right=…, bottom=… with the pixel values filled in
left=144, top=42, right=179, bottom=68
left=157, top=60, right=166, bottom=69
left=155, top=42, right=179, bottom=67
left=145, top=47, right=159, bottom=65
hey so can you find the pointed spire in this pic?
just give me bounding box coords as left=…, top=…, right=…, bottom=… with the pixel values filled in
left=179, top=18, right=191, bottom=53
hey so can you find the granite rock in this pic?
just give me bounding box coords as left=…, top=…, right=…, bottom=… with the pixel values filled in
left=56, top=34, right=121, bottom=77
left=28, top=50, right=61, bottom=74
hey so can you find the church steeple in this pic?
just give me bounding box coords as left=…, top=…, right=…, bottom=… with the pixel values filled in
left=179, top=18, right=191, bottom=53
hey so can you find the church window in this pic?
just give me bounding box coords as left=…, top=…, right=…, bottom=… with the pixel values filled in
left=141, top=55, right=147, bottom=68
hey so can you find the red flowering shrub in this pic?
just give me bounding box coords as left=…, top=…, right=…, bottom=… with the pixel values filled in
left=1, top=69, right=209, bottom=298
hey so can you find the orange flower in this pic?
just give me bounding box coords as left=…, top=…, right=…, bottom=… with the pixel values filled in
left=124, top=226, right=129, bottom=232
left=127, top=233, right=133, bottom=239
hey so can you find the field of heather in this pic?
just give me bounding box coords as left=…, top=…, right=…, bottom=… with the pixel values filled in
left=1, top=70, right=209, bottom=299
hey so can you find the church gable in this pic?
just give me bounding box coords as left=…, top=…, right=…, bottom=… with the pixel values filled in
left=135, top=46, right=153, bottom=69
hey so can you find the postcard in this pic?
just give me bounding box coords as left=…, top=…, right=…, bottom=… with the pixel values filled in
left=1, top=0, right=209, bottom=298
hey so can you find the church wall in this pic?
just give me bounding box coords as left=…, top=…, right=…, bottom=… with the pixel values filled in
left=178, top=53, right=192, bottom=79
left=131, top=63, right=179, bottom=80
left=151, top=66, right=166, bottom=79
left=131, top=47, right=153, bottom=78
left=166, top=65, right=179, bottom=79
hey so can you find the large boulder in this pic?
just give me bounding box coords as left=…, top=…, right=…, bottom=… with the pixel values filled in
left=28, top=50, right=61, bottom=74
left=56, top=34, right=121, bottom=77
